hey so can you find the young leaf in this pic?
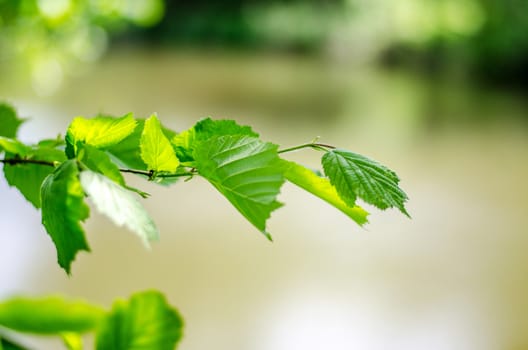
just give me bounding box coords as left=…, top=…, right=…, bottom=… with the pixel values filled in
left=61, top=333, right=83, bottom=350
left=3, top=147, right=66, bottom=208
left=41, top=160, right=91, bottom=274
left=194, top=135, right=284, bottom=239
left=79, top=170, right=159, bottom=246
left=95, top=291, right=183, bottom=350
left=0, top=296, right=105, bottom=334
left=140, top=115, right=179, bottom=173
left=66, top=113, right=137, bottom=156
left=322, top=150, right=409, bottom=216
left=0, top=103, right=24, bottom=138
left=280, top=160, right=369, bottom=226
left=106, top=119, right=178, bottom=170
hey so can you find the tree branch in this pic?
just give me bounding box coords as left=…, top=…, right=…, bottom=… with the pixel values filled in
left=0, top=158, right=55, bottom=167
left=1, top=158, right=196, bottom=180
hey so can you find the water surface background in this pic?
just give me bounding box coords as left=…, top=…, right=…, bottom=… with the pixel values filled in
left=1, top=47, right=528, bottom=349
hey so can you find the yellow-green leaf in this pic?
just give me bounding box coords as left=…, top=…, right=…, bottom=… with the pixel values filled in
left=66, top=113, right=137, bottom=156
left=281, top=159, right=369, bottom=226
left=140, top=115, right=179, bottom=172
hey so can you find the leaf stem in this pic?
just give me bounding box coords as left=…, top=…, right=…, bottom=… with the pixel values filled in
left=278, top=142, right=335, bottom=154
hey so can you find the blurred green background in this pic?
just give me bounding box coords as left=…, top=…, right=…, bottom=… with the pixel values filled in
left=1, top=1, right=527, bottom=349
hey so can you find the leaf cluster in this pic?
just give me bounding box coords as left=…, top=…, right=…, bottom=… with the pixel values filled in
left=0, top=291, right=183, bottom=350
left=0, top=102, right=409, bottom=274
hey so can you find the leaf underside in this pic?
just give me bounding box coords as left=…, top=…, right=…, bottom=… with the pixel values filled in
left=194, top=135, right=284, bottom=238
left=80, top=170, right=159, bottom=246
left=41, top=160, right=90, bottom=274
left=322, top=150, right=409, bottom=216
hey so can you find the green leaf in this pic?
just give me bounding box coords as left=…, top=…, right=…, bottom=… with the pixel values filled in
left=106, top=119, right=178, bottom=170
left=0, top=296, right=105, bottom=334
left=95, top=291, right=183, bottom=350
left=38, top=135, right=65, bottom=148
left=3, top=147, right=66, bottom=208
left=66, top=113, right=137, bottom=157
left=77, top=144, right=149, bottom=197
left=171, top=128, right=195, bottom=163
left=0, top=104, right=24, bottom=138
left=194, top=117, right=259, bottom=140
left=79, top=170, right=159, bottom=246
left=280, top=160, right=369, bottom=226
left=77, top=144, right=125, bottom=186
left=0, top=137, right=28, bottom=156
left=172, top=118, right=258, bottom=163
left=105, top=120, right=147, bottom=170
left=322, top=150, right=409, bottom=216
left=41, top=160, right=90, bottom=274
left=140, top=115, right=179, bottom=173
left=194, top=135, right=284, bottom=239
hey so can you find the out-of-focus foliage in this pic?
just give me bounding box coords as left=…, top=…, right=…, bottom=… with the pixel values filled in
left=1, top=0, right=527, bottom=93
left=370, top=0, right=528, bottom=84
left=143, top=0, right=346, bottom=50
left=0, top=0, right=165, bottom=95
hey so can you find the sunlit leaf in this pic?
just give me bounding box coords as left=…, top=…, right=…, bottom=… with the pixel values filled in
left=280, top=159, right=369, bottom=226
left=41, top=160, right=90, bottom=274
left=4, top=147, right=66, bottom=208
left=140, top=115, right=179, bottom=172
left=322, top=150, right=409, bottom=216
left=61, top=333, right=83, bottom=350
left=95, top=291, right=183, bottom=350
left=0, top=104, right=24, bottom=138
left=194, top=135, right=284, bottom=239
left=66, top=113, right=137, bottom=157
left=80, top=170, right=159, bottom=246
left=0, top=296, right=105, bottom=334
